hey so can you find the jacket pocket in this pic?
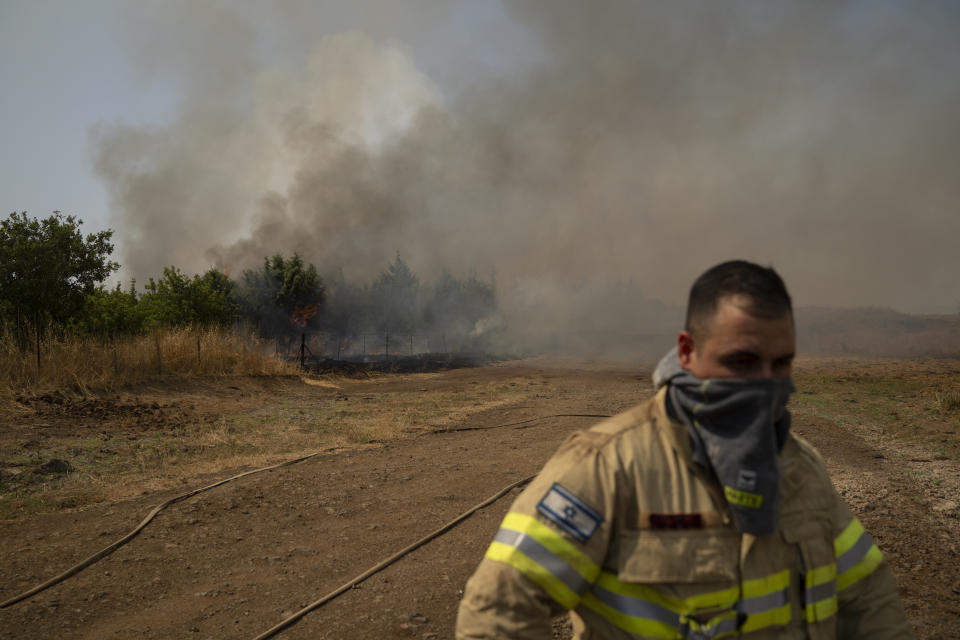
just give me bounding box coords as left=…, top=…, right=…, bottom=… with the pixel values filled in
left=615, top=528, right=740, bottom=583
left=781, top=513, right=837, bottom=640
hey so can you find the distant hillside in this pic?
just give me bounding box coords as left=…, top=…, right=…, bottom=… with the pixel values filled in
left=528, top=305, right=960, bottom=362
left=796, top=307, right=960, bottom=358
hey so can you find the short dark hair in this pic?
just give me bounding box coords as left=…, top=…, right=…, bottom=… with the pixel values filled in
left=684, top=260, right=793, bottom=337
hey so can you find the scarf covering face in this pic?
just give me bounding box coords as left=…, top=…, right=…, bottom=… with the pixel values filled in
left=653, top=347, right=795, bottom=536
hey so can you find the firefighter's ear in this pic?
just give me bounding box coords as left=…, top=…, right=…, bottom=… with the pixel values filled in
left=677, top=332, right=695, bottom=370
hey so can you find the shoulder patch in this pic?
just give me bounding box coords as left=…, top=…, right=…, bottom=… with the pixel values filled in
left=537, top=483, right=603, bottom=543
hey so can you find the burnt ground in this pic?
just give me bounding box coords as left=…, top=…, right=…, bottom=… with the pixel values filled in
left=1, top=358, right=958, bottom=639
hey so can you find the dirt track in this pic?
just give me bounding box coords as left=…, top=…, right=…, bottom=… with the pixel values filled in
left=1, top=359, right=958, bottom=639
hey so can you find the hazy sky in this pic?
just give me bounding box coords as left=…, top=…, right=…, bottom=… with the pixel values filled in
left=3, top=0, right=959, bottom=317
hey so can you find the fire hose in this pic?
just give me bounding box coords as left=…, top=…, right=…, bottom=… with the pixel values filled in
left=0, top=412, right=609, bottom=617
left=250, top=474, right=535, bottom=640
left=0, top=447, right=341, bottom=609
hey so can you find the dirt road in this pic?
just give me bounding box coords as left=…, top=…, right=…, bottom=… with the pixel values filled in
left=1, top=359, right=958, bottom=638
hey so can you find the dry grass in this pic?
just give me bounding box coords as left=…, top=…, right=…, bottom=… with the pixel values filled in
left=932, top=388, right=960, bottom=414
left=791, top=357, right=960, bottom=460
left=0, top=326, right=296, bottom=393
left=0, top=372, right=530, bottom=518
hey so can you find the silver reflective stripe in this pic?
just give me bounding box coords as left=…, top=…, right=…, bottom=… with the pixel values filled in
left=493, top=528, right=590, bottom=595
left=588, top=582, right=681, bottom=627
left=805, top=580, right=837, bottom=605
left=709, top=615, right=739, bottom=637
left=741, top=586, right=789, bottom=614
left=837, top=531, right=874, bottom=574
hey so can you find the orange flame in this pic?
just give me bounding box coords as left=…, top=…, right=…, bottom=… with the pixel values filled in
left=291, top=302, right=322, bottom=328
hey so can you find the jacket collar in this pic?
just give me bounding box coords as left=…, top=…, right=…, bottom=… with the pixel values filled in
left=652, top=385, right=694, bottom=461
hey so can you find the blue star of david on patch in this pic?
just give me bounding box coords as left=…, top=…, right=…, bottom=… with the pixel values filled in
left=537, top=483, right=603, bottom=543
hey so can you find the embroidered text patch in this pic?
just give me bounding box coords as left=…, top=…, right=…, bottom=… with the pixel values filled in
left=649, top=513, right=704, bottom=529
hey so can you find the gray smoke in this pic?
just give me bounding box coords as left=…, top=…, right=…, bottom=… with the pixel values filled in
left=93, top=0, right=960, bottom=350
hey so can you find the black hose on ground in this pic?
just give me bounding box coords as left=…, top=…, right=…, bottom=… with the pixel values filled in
left=433, top=413, right=610, bottom=433
left=0, top=412, right=608, bottom=609
left=0, top=447, right=343, bottom=609
left=249, top=474, right=536, bottom=640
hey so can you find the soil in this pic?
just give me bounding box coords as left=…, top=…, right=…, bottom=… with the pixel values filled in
left=1, top=358, right=958, bottom=639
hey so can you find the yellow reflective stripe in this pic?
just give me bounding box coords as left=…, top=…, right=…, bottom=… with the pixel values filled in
left=806, top=595, right=839, bottom=621
left=834, top=517, right=884, bottom=592
left=593, top=571, right=687, bottom=612
left=740, top=570, right=792, bottom=631
left=594, top=571, right=740, bottom=613
left=806, top=562, right=837, bottom=587
left=837, top=544, right=883, bottom=592
left=743, top=569, right=790, bottom=597
left=580, top=591, right=681, bottom=640
left=590, top=569, right=792, bottom=635
left=594, top=569, right=790, bottom=614
left=685, top=584, right=741, bottom=612
left=834, top=518, right=865, bottom=555
left=485, top=541, right=580, bottom=610
left=803, top=563, right=838, bottom=622
left=501, top=512, right=601, bottom=581
left=739, top=569, right=792, bottom=631
left=742, top=603, right=792, bottom=632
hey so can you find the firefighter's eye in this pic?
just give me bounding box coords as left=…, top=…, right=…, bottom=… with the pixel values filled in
left=772, top=355, right=794, bottom=374
left=719, top=352, right=759, bottom=370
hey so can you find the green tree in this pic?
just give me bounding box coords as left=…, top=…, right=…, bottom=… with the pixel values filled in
left=236, top=254, right=325, bottom=334
left=192, top=268, right=237, bottom=326
left=79, top=280, right=143, bottom=336
left=0, top=211, right=118, bottom=369
left=140, top=267, right=194, bottom=327
left=139, top=267, right=237, bottom=328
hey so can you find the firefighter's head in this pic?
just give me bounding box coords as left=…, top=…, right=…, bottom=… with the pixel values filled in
left=677, top=260, right=795, bottom=380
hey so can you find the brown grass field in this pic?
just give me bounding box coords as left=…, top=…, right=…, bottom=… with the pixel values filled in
left=0, top=327, right=296, bottom=392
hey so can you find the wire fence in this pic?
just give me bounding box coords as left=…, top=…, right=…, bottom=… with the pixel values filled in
left=283, top=332, right=469, bottom=363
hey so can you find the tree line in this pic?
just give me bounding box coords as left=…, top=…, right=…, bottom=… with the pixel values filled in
left=1, top=212, right=498, bottom=363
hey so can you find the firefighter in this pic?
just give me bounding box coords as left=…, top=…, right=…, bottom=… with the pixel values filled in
left=456, top=260, right=913, bottom=639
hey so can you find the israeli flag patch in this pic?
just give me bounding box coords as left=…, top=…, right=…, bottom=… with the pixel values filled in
left=537, top=483, right=603, bottom=543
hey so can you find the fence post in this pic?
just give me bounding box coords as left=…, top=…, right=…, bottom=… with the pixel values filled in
left=299, top=333, right=306, bottom=369
left=196, top=333, right=202, bottom=368
left=112, top=334, right=119, bottom=376
left=385, top=333, right=389, bottom=360
left=155, top=331, right=162, bottom=375
left=34, top=317, right=41, bottom=376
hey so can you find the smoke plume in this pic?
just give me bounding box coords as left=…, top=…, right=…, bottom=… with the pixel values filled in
left=93, top=0, right=960, bottom=351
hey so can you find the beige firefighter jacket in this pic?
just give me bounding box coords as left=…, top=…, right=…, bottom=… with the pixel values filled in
left=456, top=387, right=914, bottom=639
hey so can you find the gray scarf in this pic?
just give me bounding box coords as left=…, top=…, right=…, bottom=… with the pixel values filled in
left=653, top=348, right=794, bottom=536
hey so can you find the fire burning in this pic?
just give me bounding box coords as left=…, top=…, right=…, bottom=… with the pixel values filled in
left=291, top=302, right=322, bottom=328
